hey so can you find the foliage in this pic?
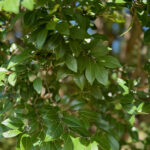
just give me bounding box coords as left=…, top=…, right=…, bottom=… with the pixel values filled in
left=0, top=0, right=150, bottom=150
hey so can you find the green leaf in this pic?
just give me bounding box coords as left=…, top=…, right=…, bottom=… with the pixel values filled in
left=0, top=68, right=8, bottom=82
left=74, top=74, right=85, bottom=90
left=65, top=55, right=77, bottom=72
left=144, top=29, right=150, bottom=43
left=69, top=40, right=82, bottom=57
left=101, top=56, right=121, bottom=68
left=95, top=135, right=110, bottom=150
left=2, top=118, right=23, bottom=130
left=129, top=115, right=135, bottom=125
left=85, top=61, right=95, bottom=85
left=3, top=130, right=21, bottom=138
left=21, top=0, right=34, bottom=10
left=63, top=134, right=74, bottom=150
left=70, top=27, right=88, bottom=40
left=62, top=115, right=81, bottom=127
left=117, top=78, right=129, bottom=95
left=48, top=121, right=63, bottom=138
left=3, top=0, right=19, bottom=14
left=95, top=65, right=108, bottom=85
left=91, top=42, right=108, bottom=57
left=56, top=22, right=70, bottom=35
left=41, top=142, right=57, bottom=150
left=87, top=142, right=98, bottom=150
left=78, top=56, right=88, bottom=73
left=46, top=21, right=56, bottom=30
left=8, top=72, right=17, bottom=86
left=56, top=42, right=66, bottom=60
left=71, top=137, right=86, bottom=150
left=33, top=77, right=42, bottom=94
left=114, top=0, right=125, bottom=3
left=108, top=135, right=119, bottom=150
left=7, top=50, right=30, bottom=69
left=20, top=134, right=32, bottom=150
left=36, top=29, right=48, bottom=49
left=0, top=1, right=4, bottom=11
left=57, top=69, right=68, bottom=80
left=69, top=99, right=85, bottom=111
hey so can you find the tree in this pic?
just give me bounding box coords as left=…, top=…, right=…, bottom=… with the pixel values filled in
left=0, top=0, right=150, bottom=149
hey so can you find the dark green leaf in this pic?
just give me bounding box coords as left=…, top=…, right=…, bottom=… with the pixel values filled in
left=7, top=50, right=30, bottom=69
left=74, top=74, right=85, bottom=90
left=65, top=55, right=77, bottom=72
left=85, top=60, right=95, bottom=85
left=36, top=29, right=48, bottom=49
left=95, top=64, right=108, bottom=85
left=56, top=22, right=70, bottom=35
left=46, top=21, right=56, bottom=30
left=69, top=40, right=82, bottom=57
left=33, top=77, right=42, bottom=94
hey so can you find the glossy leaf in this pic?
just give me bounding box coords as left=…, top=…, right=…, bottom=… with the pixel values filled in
left=3, top=130, right=21, bottom=138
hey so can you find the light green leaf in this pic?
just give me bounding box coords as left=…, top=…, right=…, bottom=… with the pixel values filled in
left=0, top=1, right=4, bottom=11
left=0, top=68, right=8, bottom=82
left=36, top=29, right=48, bottom=49
left=56, top=22, right=70, bottom=35
left=2, top=118, right=22, bottom=130
left=22, top=0, right=34, bottom=10
left=8, top=72, right=17, bottom=86
left=20, top=134, right=32, bottom=150
left=74, top=74, right=85, bottom=90
left=71, top=137, right=86, bottom=150
left=33, top=77, right=42, bottom=94
left=65, top=55, right=77, bottom=72
left=129, top=115, right=135, bottom=125
left=3, top=0, right=19, bottom=14
left=87, top=142, right=98, bottom=150
left=117, top=78, right=129, bottom=95
left=85, top=61, right=95, bottom=85
left=3, top=130, right=21, bottom=138
left=95, top=65, right=108, bottom=85
left=115, top=0, right=125, bottom=3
